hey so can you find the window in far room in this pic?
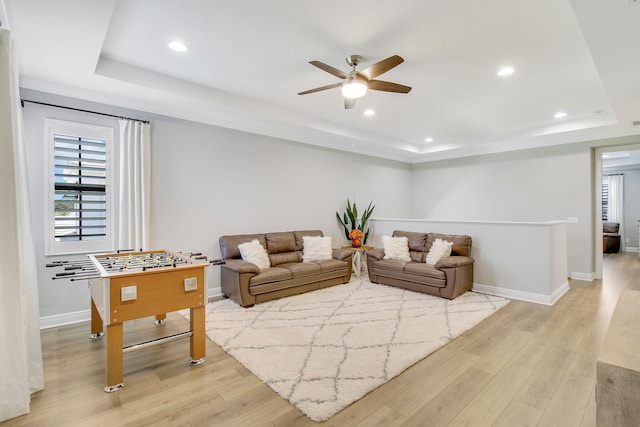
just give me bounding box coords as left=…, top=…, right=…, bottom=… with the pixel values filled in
left=602, top=182, right=609, bottom=221
left=44, top=119, right=114, bottom=255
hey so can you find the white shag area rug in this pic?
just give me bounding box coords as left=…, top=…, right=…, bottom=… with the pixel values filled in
left=188, top=279, right=508, bottom=422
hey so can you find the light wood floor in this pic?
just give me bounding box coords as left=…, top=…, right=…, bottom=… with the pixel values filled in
left=5, top=253, right=639, bottom=427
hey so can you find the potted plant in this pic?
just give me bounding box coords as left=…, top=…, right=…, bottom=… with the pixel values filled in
left=336, top=199, right=375, bottom=246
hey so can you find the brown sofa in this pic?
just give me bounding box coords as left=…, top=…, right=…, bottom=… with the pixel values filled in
left=219, top=230, right=353, bottom=307
left=603, top=222, right=621, bottom=253
left=366, top=230, right=474, bottom=299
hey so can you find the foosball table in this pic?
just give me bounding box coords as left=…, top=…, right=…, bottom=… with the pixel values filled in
left=82, top=250, right=209, bottom=392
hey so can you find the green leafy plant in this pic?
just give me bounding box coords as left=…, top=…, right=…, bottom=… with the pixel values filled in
left=336, top=199, right=375, bottom=244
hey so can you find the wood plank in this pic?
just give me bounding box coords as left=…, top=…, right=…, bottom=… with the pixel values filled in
left=513, top=346, right=573, bottom=410
left=448, top=362, right=533, bottom=427
left=401, top=367, right=492, bottom=426
left=387, top=350, right=480, bottom=417
left=537, top=373, right=594, bottom=427
left=492, top=400, right=543, bottom=427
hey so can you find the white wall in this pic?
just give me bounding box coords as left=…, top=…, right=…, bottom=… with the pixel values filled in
left=410, top=144, right=593, bottom=277
left=21, top=90, right=412, bottom=325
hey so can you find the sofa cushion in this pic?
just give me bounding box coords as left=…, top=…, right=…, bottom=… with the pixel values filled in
left=315, top=258, right=349, bottom=273
left=270, top=251, right=300, bottom=266
left=382, top=236, right=411, bottom=261
left=302, top=235, right=332, bottom=262
left=404, top=262, right=447, bottom=280
left=249, top=267, right=292, bottom=286
left=371, top=258, right=410, bottom=272
left=238, top=239, right=271, bottom=271
left=266, top=232, right=297, bottom=254
left=280, top=262, right=322, bottom=278
left=603, top=222, right=620, bottom=234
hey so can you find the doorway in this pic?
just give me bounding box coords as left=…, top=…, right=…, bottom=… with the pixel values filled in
left=594, top=144, right=640, bottom=279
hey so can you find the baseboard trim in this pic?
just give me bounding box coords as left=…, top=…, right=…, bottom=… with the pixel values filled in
left=571, top=271, right=595, bottom=281
left=40, top=309, right=90, bottom=330
left=473, top=281, right=570, bottom=306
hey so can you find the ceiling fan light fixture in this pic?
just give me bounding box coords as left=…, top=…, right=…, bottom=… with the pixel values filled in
left=341, top=81, right=368, bottom=99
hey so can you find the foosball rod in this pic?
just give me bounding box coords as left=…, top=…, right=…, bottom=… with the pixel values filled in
left=46, top=260, right=94, bottom=268
left=52, top=273, right=99, bottom=280
left=98, top=259, right=189, bottom=269
left=70, top=275, right=100, bottom=281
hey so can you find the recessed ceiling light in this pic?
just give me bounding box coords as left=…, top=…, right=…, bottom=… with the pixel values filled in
left=364, top=109, right=375, bottom=116
left=168, top=41, right=188, bottom=52
left=497, top=67, right=515, bottom=76
left=424, top=137, right=434, bottom=143
left=554, top=111, right=567, bottom=118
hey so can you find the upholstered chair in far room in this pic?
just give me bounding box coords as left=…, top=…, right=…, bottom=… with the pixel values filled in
left=603, top=221, right=621, bottom=253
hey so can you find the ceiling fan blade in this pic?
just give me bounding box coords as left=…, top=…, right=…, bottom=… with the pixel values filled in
left=298, top=82, right=342, bottom=95
left=368, top=80, right=412, bottom=93
left=344, top=97, right=357, bottom=109
left=309, top=61, right=348, bottom=79
left=359, top=55, right=404, bottom=80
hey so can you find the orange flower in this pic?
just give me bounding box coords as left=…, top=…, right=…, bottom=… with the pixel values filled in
left=349, top=229, right=364, bottom=239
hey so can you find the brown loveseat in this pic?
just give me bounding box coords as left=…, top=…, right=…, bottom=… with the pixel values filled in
left=219, top=230, right=353, bottom=307
left=603, top=221, right=621, bottom=253
left=366, top=230, right=474, bottom=299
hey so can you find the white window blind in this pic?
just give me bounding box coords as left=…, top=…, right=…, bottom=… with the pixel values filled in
left=45, top=120, right=114, bottom=255
left=53, top=135, right=107, bottom=241
left=602, top=182, right=609, bottom=221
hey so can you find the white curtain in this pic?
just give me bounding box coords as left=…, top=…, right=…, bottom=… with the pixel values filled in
left=118, top=119, right=151, bottom=251
left=608, top=174, right=625, bottom=251
left=0, top=29, right=44, bottom=421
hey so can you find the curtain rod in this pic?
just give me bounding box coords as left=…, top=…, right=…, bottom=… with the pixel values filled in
left=20, top=99, right=150, bottom=125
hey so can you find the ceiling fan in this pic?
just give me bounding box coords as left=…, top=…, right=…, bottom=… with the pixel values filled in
left=298, top=54, right=412, bottom=109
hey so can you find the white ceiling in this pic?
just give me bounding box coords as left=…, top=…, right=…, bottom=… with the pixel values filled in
left=602, top=149, right=640, bottom=169
left=3, top=0, right=640, bottom=163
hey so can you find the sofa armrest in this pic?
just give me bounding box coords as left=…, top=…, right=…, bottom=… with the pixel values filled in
left=332, top=248, right=353, bottom=261
left=366, top=248, right=385, bottom=261
left=222, top=258, right=261, bottom=275
left=435, top=255, right=474, bottom=269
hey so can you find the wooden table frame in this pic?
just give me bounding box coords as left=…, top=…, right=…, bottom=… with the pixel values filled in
left=89, top=250, right=207, bottom=392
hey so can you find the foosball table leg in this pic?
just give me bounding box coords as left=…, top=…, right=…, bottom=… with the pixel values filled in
left=154, top=313, right=167, bottom=325
left=104, top=322, right=124, bottom=392
left=189, top=305, right=206, bottom=366
left=90, top=298, right=104, bottom=339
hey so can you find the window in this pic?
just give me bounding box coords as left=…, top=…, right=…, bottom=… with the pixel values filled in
left=45, top=120, right=114, bottom=255
left=602, top=182, right=609, bottom=221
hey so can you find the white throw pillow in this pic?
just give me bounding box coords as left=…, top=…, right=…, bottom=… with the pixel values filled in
left=302, top=236, right=333, bottom=262
left=426, top=238, right=453, bottom=265
left=382, top=236, right=411, bottom=261
left=238, top=239, right=271, bottom=271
